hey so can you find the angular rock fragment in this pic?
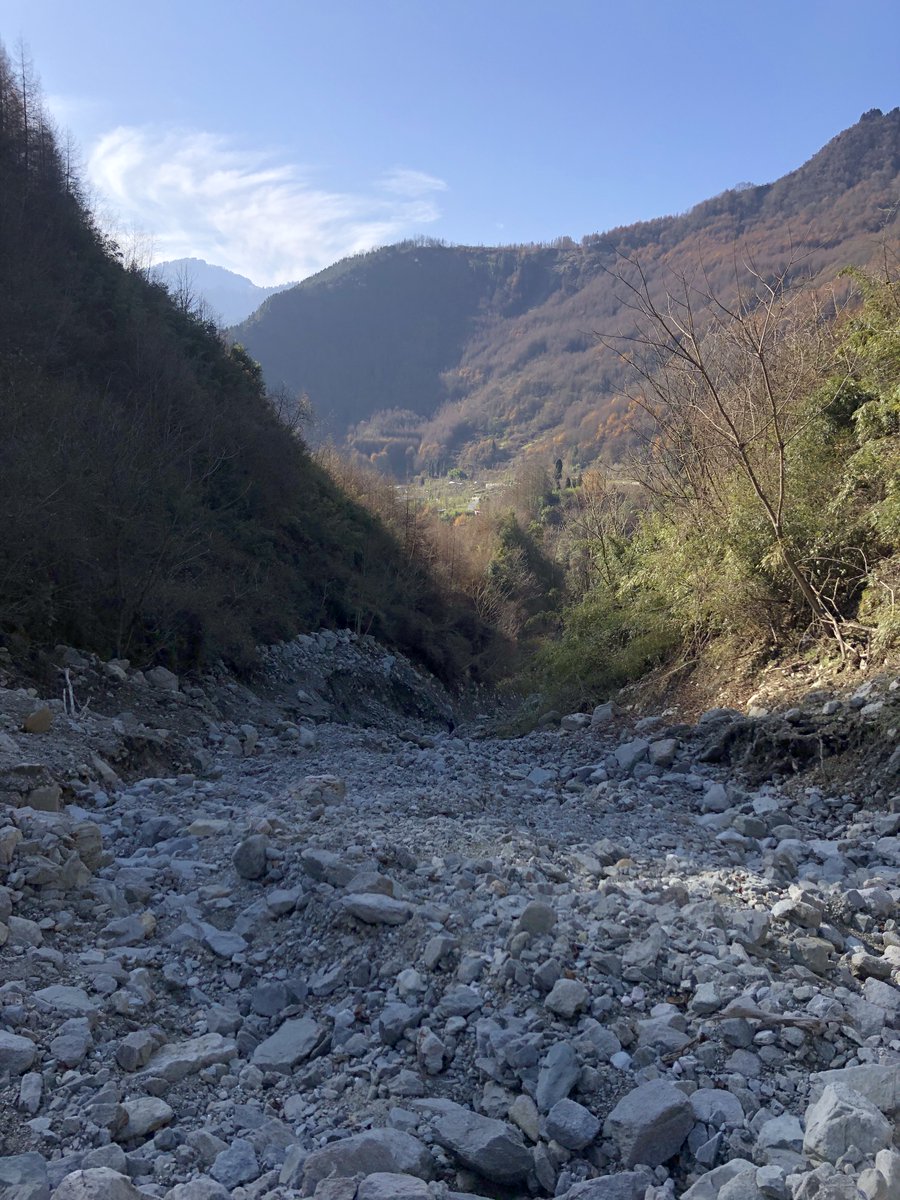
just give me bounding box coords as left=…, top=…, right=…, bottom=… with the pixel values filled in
left=591, top=701, right=615, bottom=727
left=356, top=1175, right=431, bottom=1200
left=17, top=1072, right=43, bottom=1115
left=0, top=1152, right=49, bottom=1200
left=545, top=977, right=589, bottom=1018
left=615, top=739, right=649, bottom=771
left=232, top=834, right=269, bottom=880
left=689, top=1088, right=744, bottom=1128
left=163, top=1182, right=231, bottom=1200
left=116, top=1031, right=158, bottom=1072
left=649, top=738, right=678, bottom=767
left=604, top=1079, right=692, bottom=1167
left=803, top=1083, right=892, bottom=1164
left=536, top=1040, right=580, bottom=1111
left=546, top=1098, right=601, bottom=1150
left=52, top=1168, right=145, bottom=1199
left=509, top=1093, right=540, bottom=1142
left=210, top=1138, right=260, bottom=1189
left=679, top=1161, right=757, bottom=1200
left=0, top=1029, right=36, bottom=1074
left=342, top=893, right=412, bottom=924
left=34, top=986, right=98, bottom=1016
left=563, top=1175, right=648, bottom=1200
left=771, top=896, right=822, bottom=929
left=301, top=1130, right=435, bottom=1193
left=252, top=1017, right=322, bottom=1072
left=812, top=1065, right=900, bottom=1115
left=116, top=1097, right=174, bottom=1142
left=517, top=900, right=556, bottom=935
left=430, top=1102, right=532, bottom=1185
left=139, top=1033, right=237, bottom=1082
left=757, top=1114, right=803, bottom=1152
left=49, top=1018, right=92, bottom=1068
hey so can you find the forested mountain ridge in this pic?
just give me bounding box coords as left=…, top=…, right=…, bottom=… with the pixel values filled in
left=234, top=108, right=900, bottom=476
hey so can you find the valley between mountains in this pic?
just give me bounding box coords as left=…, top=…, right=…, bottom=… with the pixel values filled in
left=2, top=634, right=900, bottom=1200
left=2, top=34, right=900, bottom=1200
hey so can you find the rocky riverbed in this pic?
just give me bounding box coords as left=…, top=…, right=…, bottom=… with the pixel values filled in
left=1, top=632, right=900, bottom=1200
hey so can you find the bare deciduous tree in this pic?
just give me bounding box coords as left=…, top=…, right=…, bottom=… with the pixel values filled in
left=598, top=252, right=857, bottom=650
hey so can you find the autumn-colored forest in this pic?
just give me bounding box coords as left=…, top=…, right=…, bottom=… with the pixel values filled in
left=235, top=108, right=900, bottom=479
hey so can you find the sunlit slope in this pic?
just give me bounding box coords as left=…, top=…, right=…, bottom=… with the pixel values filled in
left=234, top=109, right=900, bottom=475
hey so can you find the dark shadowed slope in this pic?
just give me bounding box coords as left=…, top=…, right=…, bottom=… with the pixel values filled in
left=0, top=45, right=495, bottom=680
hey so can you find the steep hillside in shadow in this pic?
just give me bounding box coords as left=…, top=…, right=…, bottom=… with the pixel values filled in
left=0, top=46, right=495, bottom=680
left=234, top=241, right=502, bottom=439
left=234, top=108, right=900, bottom=475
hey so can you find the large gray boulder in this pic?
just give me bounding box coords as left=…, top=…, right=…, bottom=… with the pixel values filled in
left=717, top=1175, right=765, bottom=1200
left=649, top=738, right=678, bottom=767
left=51, top=1168, right=144, bottom=1199
left=0, top=1154, right=49, bottom=1200
left=591, top=702, right=615, bottom=727
left=545, top=1099, right=601, bottom=1150
left=232, top=834, right=268, bottom=880
left=562, top=1176, right=647, bottom=1200
left=756, top=1114, right=803, bottom=1152
left=357, top=1175, right=431, bottom=1200
left=431, top=1101, right=532, bottom=1185
left=301, top=1130, right=434, bottom=1194
left=679, top=1161, right=757, bottom=1200
left=690, top=1088, right=744, bottom=1127
left=0, top=1029, right=37, bottom=1074
left=788, top=1164, right=860, bottom=1199
left=545, top=978, right=589, bottom=1019
left=50, top=1018, right=92, bottom=1069
left=811, top=1064, right=900, bottom=1115
left=564, top=1177, right=647, bottom=1200
left=163, top=1182, right=231, bottom=1200
left=139, top=1033, right=237, bottom=1082
left=251, top=1017, right=322, bottom=1072
left=870, top=1149, right=900, bottom=1198
left=342, top=893, right=413, bottom=924
left=115, top=1097, right=174, bottom=1142
left=209, top=1139, right=260, bottom=1189
left=603, top=1080, right=692, bottom=1167
left=615, top=739, right=650, bottom=771
left=517, top=900, right=557, bottom=935
left=34, top=986, right=98, bottom=1016
left=803, top=1083, right=892, bottom=1164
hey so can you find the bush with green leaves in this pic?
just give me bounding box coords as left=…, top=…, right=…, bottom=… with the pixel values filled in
left=535, top=260, right=900, bottom=706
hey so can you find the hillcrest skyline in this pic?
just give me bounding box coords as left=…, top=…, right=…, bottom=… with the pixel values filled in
left=3, top=0, right=898, bottom=284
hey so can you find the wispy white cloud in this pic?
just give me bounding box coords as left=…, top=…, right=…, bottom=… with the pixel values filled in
left=86, top=126, right=447, bottom=284
left=380, top=167, right=448, bottom=199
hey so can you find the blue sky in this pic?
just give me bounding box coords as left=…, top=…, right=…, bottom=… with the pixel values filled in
left=3, top=0, right=898, bottom=283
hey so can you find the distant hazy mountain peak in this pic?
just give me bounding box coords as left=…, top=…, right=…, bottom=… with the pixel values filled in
left=150, top=257, right=297, bottom=326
